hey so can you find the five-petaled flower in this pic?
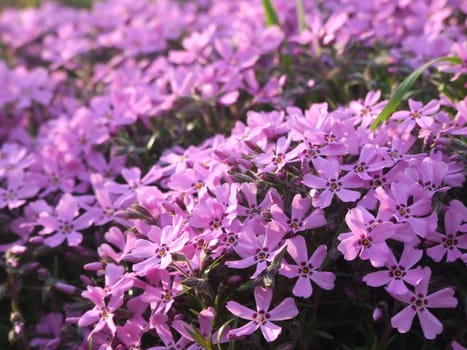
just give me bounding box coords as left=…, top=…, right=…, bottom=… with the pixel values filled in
left=390, top=267, right=457, bottom=340
left=280, top=236, right=335, bottom=298
left=226, top=287, right=298, bottom=342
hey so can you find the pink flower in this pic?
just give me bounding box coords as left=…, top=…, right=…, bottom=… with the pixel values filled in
left=363, top=244, right=425, bottom=295
left=0, top=171, right=38, bottom=209
left=37, top=193, right=92, bottom=247
left=349, top=90, right=387, bottom=128
left=271, top=194, right=326, bottom=235
left=226, top=287, right=298, bottom=342
left=426, top=200, right=467, bottom=262
left=303, top=157, right=363, bottom=208
left=390, top=268, right=457, bottom=340
left=338, top=206, right=393, bottom=267
left=451, top=341, right=467, bottom=350
left=225, top=221, right=286, bottom=279
left=130, top=220, right=188, bottom=276
left=78, top=286, right=122, bottom=338
left=376, top=182, right=434, bottom=238
left=341, top=144, right=392, bottom=181
left=280, top=236, right=335, bottom=298
left=392, top=99, right=439, bottom=133
left=254, top=136, right=301, bottom=173
left=172, top=307, right=229, bottom=347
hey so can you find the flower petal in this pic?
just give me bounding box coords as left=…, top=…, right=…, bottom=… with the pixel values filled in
left=254, top=287, right=272, bottom=312
left=391, top=306, right=416, bottom=334
left=418, top=309, right=443, bottom=340
left=260, top=322, right=282, bottom=342
left=268, top=297, right=298, bottom=320
left=226, top=301, right=255, bottom=320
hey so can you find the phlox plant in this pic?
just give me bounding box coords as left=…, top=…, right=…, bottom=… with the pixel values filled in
left=0, top=0, right=466, bottom=350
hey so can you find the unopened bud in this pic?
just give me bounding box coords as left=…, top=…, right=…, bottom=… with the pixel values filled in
left=84, top=262, right=104, bottom=271
left=54, top=282, right=77, bottom=295
left=372, top=307, right=383, bottom=321
left=227, top=275, right=242, bottom=284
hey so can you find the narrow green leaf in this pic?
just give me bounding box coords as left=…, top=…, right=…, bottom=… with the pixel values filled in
left=184, top=325, right=214, bottom=350
left=371, top=56, right=462, bottom=131
left=216, top=318, right=237, bottom=350
left=296, top=0, right=306, bottom=32
left=236, top=279, right=254, bottom=292
left=261, top=0, right=280, bottom=27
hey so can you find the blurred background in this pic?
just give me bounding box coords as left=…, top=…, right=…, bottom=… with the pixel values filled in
left=0, top=0, right=93, bottom=8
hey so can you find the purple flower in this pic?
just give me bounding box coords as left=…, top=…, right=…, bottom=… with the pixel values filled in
left=390, top=268, right=457, bottom=340
left=280, top=236, right=335, bottom=298
left=254, top=136, right=301, bottom=173
left=426, top=200, right=467, bottom=262
left=338, top=206, right=393, bottom=267
left=225, top=221, right=286, bottom=279
left=130, top=220, right=189, bottom=275
left=363, top=244, right=425, bottom=295
left=303, top=157, right=363, bottom=208
left=349, top=90, right=387, bottom=128
left=172, top=307, right=229, bottom=348
left=271, top=194, right=326, bottom=235
left=226, top=287, right=298, bottom=342
left=0, top=171, right=38, bottom=209
left=29, top=313, right=63, bottom=350
left=341, top=144, right=392, bottom=181
left=376, top=182, right=434, bottom=237
left=78, top=286, right=122, bottom=338
left=392, top=99, right=440, bottom=133
left=37, top=193, right=92, bottom=247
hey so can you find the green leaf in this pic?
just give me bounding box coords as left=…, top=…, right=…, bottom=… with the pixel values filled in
left=296, top=0, right=306, bottom=32
left=184, top=325, right=214, bottom=350
left=261, top=0, right=280, bottom=27
left=371, top=56, right=462, bottom=131
left=203, top=254, right=224, bottom=278
left=236, top=279, right=255, bottom=292
left=216, top=318, right=237, bottom=350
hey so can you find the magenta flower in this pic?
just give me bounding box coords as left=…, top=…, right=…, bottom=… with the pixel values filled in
left=349, top=90, right=387, bottom=128
left=254, top=136, right=301, bottom=173
left=376, top=182, right=434, bottom=237
left=341, top=144, right=392, bottom=181
left=130, top=220, right=189, bottom=275
left=280, top=236, right=335, bottom=298
left=29, top=313, right=63, bottom=350
left=0, top=171, right=38, bottom=209
left=167, top=163, right=209, bottom=197
left=271, top=194, right=326, bottom=235
left=303, top=157, right=363, bottom=208
left=139, top=269, right=183, bottom=314
left=37, top=193, right=92, bottom=247
left=226, top=287, right=298, bottom=342
left=338, top=206, right=393, bottom=267
left=363, top=244, right=425, bottom=295
left=237, top=185, right=280, bottom=222
left=390, top=268, right=457, bottom=340
left=10, top=67, right=53, bottom=109
left=98, top=227, right=137, bottom=263
left=172, top=307, right=229, bottom=348
left=225, top=221, right=286, bottom=279
left=106, top=166, right=162, bottom=205
left=392, top=99, right=439, bottom=133
left=426, top=200, right=467, bottom=262
left=78, top=285, right=122, bottom=338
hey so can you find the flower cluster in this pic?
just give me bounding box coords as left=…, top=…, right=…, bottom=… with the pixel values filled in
left=0, top=0, right=465, bottom=349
